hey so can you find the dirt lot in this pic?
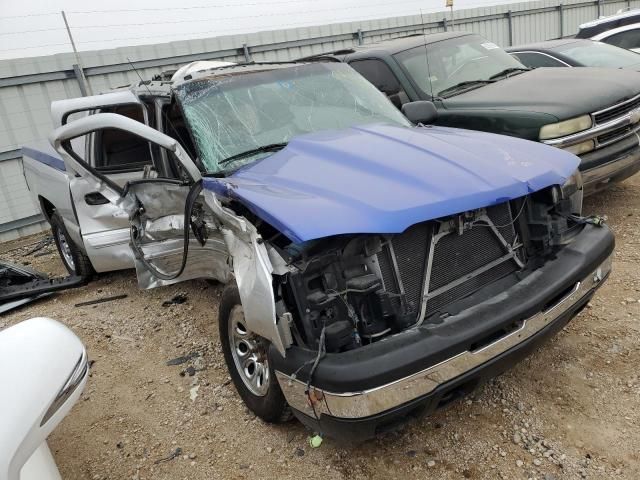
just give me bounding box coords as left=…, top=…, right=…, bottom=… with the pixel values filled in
left=2, top=176, right=639, bottom=480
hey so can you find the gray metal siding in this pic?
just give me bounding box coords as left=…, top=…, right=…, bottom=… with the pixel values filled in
left=2, top=0, right=640, bottom=239
left=0, top=157, right=45, bottom=243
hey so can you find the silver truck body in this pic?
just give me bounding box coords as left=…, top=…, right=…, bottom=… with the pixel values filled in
left=22, top=89, right=153, bottom=272
left=23, top=86, right=291, bottom=353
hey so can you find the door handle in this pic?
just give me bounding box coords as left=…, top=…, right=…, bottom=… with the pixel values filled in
left=85, top=192, right=109, bottom=205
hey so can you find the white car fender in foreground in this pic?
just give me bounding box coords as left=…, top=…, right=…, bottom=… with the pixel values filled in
left=0, top=318, right=89, bottom=480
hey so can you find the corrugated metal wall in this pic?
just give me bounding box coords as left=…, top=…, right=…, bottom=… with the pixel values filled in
left=0, top=0, right=638, bottom=241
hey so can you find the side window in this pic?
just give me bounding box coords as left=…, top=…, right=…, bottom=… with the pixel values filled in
left=603, top=29, right=640, bottom=50
left=510, top=52, right=566, bottom=68
left=349, top=59, right=409, bottom=108
left=93, top=104, right=154, bottom=173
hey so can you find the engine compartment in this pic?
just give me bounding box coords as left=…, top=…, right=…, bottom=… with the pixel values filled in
left=282, top=235, right=413, bottom=351
left=264, top=187, right=583, bottom=354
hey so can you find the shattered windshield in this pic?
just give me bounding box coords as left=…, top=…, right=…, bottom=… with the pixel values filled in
left=174, top=63, right=411, bottom=174
left=395, top=34, right=526, bottom=98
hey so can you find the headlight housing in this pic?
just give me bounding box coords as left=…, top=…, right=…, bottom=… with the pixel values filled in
left=560, top=169, right=584, bottom=216
left=564, top=139, right=595, bottom=156
left=539, top=115, right=593, bottom=140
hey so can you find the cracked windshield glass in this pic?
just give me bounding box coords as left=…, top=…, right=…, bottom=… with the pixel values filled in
left=174, top=63, right=410, bottom=174
left=395, top=34, right=526, bottom=98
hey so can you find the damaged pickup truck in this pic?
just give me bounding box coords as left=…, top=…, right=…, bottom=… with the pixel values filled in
left=23, top=61, right=614, bottom=441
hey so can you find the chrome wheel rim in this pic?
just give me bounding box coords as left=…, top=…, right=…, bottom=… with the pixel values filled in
left=56, top=229, right=75, bottom=270
left=228, top=305, right=270, bottom=397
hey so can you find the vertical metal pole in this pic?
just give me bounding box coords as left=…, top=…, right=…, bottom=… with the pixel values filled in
left=357, top=29, right=364, bottom=45
left=443, top=17, right=448, bottom=32
left=597, top=0, right=602, bottom=18
left=61, top=11, right=92, bottom=95
left=559, top=4, right=564, bottom=38
left=72, top=64, right=88, bottom=96
left=242, top=43, right=251, bottom=63
left=507, top=10, right=513, bottom=46
left=450, top=5, right=455, bottom=29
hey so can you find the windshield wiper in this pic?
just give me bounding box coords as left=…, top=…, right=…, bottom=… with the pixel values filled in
left=488, top=67, right=530, bottom=80
left=437, top=80, right=495, bottom=98
left=219, top=142, right=288, bottom=166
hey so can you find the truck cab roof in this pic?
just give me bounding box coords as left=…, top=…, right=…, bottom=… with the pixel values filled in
left=301, top=31, right=471, bottom=62
left=56, top=61, right=315, bottom=118
left=171, top=61, right=309, bottom=86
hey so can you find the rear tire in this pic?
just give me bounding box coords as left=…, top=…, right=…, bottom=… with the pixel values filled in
left=219, top=283, right=292, bottom=423
left=50, top=210, right=94, bottom=278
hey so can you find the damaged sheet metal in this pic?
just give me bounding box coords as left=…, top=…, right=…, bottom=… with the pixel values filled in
left=127, top=183, right=290, bottom=353
left=203, top=123, right=580, bottom=244
left=203, top=190, right=290, bottom=355
left=0, top=262, right=83, bottom=314
left=127, top=182, right=232, bottom=289
left=0, top=262, right=50, bottom=314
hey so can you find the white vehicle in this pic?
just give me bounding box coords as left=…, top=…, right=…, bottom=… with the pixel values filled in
left=577, top=9, right=640, bottom=52
left=0, top=318, right=88, bottom=480
left=591, top=23, right=640, bottom=53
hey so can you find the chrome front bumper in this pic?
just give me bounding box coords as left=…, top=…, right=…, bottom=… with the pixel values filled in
left=582, top=147, right=640, bottom=194
left=276, top=254, right=612, bottom=420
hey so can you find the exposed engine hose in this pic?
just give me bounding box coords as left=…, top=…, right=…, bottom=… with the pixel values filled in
left=129, top=179, right=204, bottom=281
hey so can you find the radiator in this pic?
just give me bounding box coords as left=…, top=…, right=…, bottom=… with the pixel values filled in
left=376, top=202, right=523, bottom=323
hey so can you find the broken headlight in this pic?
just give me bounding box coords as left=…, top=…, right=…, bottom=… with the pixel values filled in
left=560, top=169, right=584, bottom=216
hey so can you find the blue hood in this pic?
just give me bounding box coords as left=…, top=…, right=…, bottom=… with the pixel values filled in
left=203, top=124, right=579, bottom=244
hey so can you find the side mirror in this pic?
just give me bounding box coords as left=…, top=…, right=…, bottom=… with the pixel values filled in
left=402, top=101, right=438, bottom=125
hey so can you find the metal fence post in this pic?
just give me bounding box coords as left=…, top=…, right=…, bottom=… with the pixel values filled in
left=62, top=11, right=92, bottom=96
left=597, top=0, right=602, bottom=17
left=242, top=43, right=251, bottom=62
left=357, top=29, right=364, bottom=45
left=559, top=3, right=564, bottom=38
left=443, top=17, right=448, bottom=31
left=71, top=64, right=88, bottom=96
left=507, top=10, right=514, bottom=46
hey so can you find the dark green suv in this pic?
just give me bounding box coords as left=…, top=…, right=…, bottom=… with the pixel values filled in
left=304, top=32, right=640, bottom=195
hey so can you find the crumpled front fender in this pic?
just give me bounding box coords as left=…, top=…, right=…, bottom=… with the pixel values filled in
left=203, top=191, right=290, bottom=355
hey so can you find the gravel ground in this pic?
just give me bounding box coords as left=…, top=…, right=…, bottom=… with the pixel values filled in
left=1, top=175, right=639, bottom=480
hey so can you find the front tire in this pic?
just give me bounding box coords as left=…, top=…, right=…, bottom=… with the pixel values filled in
left=219, top=283, right=291, bottom=423
left=50, top=210, right=94, bottom=278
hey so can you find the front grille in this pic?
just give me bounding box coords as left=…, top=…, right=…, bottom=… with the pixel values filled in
left=594, top=95, right=640, bottom=125
left=375, top=201, right=523, bottom=323
left=597, top=123, right=638, bottom=145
